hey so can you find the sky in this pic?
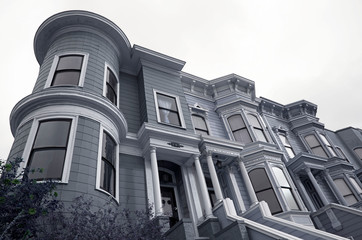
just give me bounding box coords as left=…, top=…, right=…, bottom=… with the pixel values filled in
left=0, top=0, right=362, bottom=159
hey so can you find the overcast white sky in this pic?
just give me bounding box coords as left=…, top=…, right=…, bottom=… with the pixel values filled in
left=0, top=0, right=361, bottom=159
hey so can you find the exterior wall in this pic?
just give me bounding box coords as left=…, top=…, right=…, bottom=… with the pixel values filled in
left=7, top=119, right=33, bottom=161
left=33, top=30, right=119, bottom=96
left=119, top=154, right=147, bottom=211
left=119, top=72, right=141, bottom=133
left=142, top=66, right=194, bottom=132
left=185, top=94, right=228, bottom=139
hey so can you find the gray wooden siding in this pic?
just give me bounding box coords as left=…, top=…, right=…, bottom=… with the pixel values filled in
left=315, top=175, right=338, bottom=204
left=7, top=119, right=33, bottom=160
left=137, top=71, right=148, bottom=124
left=185, top=94, right=228, bottom=139
left=142, top=66, right=194, bottom=132
left=119, top=72, right=141, bottom=133
left=55, top=116, right=109, bottom=208
left=33, top=31, right=119, bottom=100
left=119, top=154, right=147, bottom=211
left=263, top=115, right=307, bottom=155
left=234, top=171, right=252, bottom=209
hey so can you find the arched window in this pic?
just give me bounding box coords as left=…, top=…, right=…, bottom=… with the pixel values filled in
left=247, top=114, right=267, bottom=142
left=227, top=115, right=252, bottom=144
left=192, top=115, right=209, bottom=135
left=249, top=168, right=282, bottom=214
left=354, top=147, right=362, bottom=160
left=334, top=178, right=358, bottom=206
left=272, top=167, right=299, bottom=210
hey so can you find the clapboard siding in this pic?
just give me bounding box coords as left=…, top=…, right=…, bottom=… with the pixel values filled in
left=7, top=119, right=33, bottom=160
left=119, top=72, right=141, bottom=133
left=142, top=66, right=194, bottom=132
left=119, top=153, right=147, bottom=211
left=33, top=31, right=119, bottom=100
left=185, top=94, right=228, bottom=139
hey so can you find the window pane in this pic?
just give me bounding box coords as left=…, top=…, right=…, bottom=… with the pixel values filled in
left=345, top=194, right=358, bottom=205
left=157, top=94, right=178, bottom=111
left=52, top=71, right=80, bottom=86
left=102, top=133, right=116, bottom=165
left=281, top=188, right=299, bottom=210
left=34, top=120, right=71, bottom=148
left=349, top=178, right=362, bottom=194
left=354, top=148, right=362, bottom=159
left=254, top=129, right=267, bottom=142
left=336, top=147, right=346, bottom=159
left=28, top=149, right=66, bottom=180
left=334, top=179, right=352, bottom=196
left=272, top=167, right=290, bottom=187
left=327, top=146, right=337, bottom=157
left=256, top=189, right=282, bottom=214
left=233, top=129, right=252, bottom=144
left=100, top=160, right=115, bottom=196
left=286, top=147, right=295, bottom=158
left=279, top=134, right=288, bottom=145
left=192, top=115, right=207, bottom=131
left=228, top=115, right=245, bottom=130
left=106, top=84, right=117, bottom=105
left=107, top=69, right=117, bottom=90
left=159, top=109, right=181, bottom=126
left=247, top=114, right=262, bottom=128
left=305, top=135, right=319, bottom=148
left=57, top=55, right=83, bottom=70
left=249, top=168, right=272, bottom=192
left=312, top=146, right=328, bottom=158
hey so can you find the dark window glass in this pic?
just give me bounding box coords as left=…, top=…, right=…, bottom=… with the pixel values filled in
left=52, top=55, right=83, bottom=86
left=157, top=93, right=181, bottom=126
left=228, top=115, right=252, bottom=144
left=205, top=177, right=217, bottom=207
left=303, top=179, right=324, bottom=209
left=27, top=119, right=71, bottom=180
left=249, top=168, right=282, bottom=214
left=192, top=115, right=209, bottom=135
left=305, top=134, right=328, bottom=158
left=100, top=132, right=116, bottom=196
left=106, top=68, right=118, bottom=106
left=247, top=114, right=267, bottom=142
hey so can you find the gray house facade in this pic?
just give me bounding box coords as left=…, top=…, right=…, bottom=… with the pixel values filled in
left=7, top=10, right=362, bottom=240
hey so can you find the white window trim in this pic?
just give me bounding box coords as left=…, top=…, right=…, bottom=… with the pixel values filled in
left=44, top=52, right=89, bottom=88
left=153, top=89, right=186, bottom=128
left=189, top=103, right=211, bottom=135
left=246, top=112, right=269, bottom=143
left=20, top=115, right=78, bottom=183
left=96, top=125, right=120, bottom=202
left=103, top=62, right=120, bottom=107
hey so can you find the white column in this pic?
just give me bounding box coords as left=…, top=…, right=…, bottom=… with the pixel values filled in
left=294, top=174, right=314, bottom=212
left=194, top=155, right=213, bottom=217
left=206, top=151, right=223, bottom=202
left=305, top=167, right=329, bottom=206
left=150, top=147, right=162, bottom=216
left=323, top=170, right=347, bottom=205
left=238, top=158, right=258, bottom=205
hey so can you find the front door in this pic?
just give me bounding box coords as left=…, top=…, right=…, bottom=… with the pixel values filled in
left=161, top=186, right=179, bottom=227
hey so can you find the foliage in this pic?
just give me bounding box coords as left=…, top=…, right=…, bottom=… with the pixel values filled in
left=0, top=158, right=60, bottom=240
left=41, top=195, right=165, bottom=240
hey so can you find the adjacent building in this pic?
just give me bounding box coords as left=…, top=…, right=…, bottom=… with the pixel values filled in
left=7, top=10, right=362, bottom=240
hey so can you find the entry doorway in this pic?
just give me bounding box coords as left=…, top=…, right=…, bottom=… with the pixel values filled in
left=161, top=186, right=179, bottom=227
